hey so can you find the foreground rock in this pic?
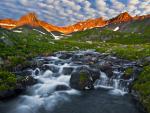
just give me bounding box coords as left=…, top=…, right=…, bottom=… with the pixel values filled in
left=70, top=68, right=100, bottom=90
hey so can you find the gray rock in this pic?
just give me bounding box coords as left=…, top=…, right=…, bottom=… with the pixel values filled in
left=55, top=52, right=73, bottom=59
left=138, top=56, right=150, bottom=66
left=70, top=68, right=100, bottom=90
left=55, top=85, right=70, bottom=91
left=62, top=67, right=74, bottom=75
left=99, top=62, right=113, bottom=78
left=14, top=69, right=33, bottom=76
left=41, top=64, right=59, bottom=73
left=17, top=75, right=37, bottom=87
left=0, top=36, right=14, bottom=46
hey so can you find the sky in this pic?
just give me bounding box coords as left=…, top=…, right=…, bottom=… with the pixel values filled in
left=0, top=0, right=149, bottom=26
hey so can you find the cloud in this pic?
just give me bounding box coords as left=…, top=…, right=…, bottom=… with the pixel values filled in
left=0, top=0, right=149, bottom=26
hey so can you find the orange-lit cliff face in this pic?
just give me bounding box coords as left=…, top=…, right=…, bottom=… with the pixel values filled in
left=17, top=12, right=40, bottom=27
left=38, top=16, right=107, bottom=34
left=0, top=18, right=17, bottom=29
left=108, top=12, right=133, bottom=24
left=0, top=12, right=149, bottom=34
left=64, top=17, right=107, bottom=33
left=133, top=14, right=150, bottom=20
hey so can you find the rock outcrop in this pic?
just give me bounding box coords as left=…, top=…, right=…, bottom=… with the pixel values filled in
left=108, top=12, right=133, bottom=24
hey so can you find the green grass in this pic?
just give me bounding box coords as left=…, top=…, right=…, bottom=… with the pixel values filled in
left=68, top=29, right=150, bottom=44
left=1, top=28, right=150, bottom=70
left=0, top=27, right=150, bottom=112
left=133, top=65, right=150, bottom=113
left=0, top=70, right=16, bottom=91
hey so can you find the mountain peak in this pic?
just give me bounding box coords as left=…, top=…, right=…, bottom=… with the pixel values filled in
left=0, top=12, right=149, bottom=34
left=108, top=12, right=133, bottom=23
left=117, top=12, right=132, bottom=19
left=18, top=12, right=39, bottom=26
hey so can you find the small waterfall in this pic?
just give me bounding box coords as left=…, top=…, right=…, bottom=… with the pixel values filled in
left=0, top=50, right=141, bottom=113
left=94, top=71, right=133, bottom=95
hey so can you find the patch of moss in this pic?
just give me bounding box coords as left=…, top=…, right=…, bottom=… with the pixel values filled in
left=79, top=72, right=88, bottom=89
left=0, top=70, right=17, bottom=91
left=79, top=72, right=89, bottom=82
left=124, top=67, right=133, bottom=78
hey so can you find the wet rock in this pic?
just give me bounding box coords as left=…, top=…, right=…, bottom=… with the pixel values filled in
left=14, top=69, right=33, bottom=76
left=41, top=64, right=59, bottom=73
left=70, top=69, right=100, bottom=90
left=0, top=89, right=23, bottom=100
left=137, top=56, right=150, bottom=66
left=17, top=75, right=37, bottom=87
left=70, top=70, right=92, bottom=90
left=55, top=84, right=70, bottom=91
left=72, top=54, right=84, bottom=62
left=56, top=52, right=73, bottom=59
left=62, top=67, right=74, bottom=75
left=54, top=60, right=65, bottom=65
left=52, top=73, right=60, bottom=77
left=72, top=53, right=99, bottom=65
left=28, top=59, right=44, bottom=68
left=99, top=62, right=113, bottom=78
left=83, top=56, right=98, bottom=65
left=75, top=66, right=89, bottom=71
left=89, top=69, right=100, bottom=82
left=34, top=68, right=40, bottom=76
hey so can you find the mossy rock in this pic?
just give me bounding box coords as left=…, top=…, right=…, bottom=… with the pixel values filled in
left=70, top=69, right=95, bottom=90
left=79, top=71, right=90, bottom=89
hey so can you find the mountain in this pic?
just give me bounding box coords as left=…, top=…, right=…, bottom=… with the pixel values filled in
left=108, top=12, right=133, bottom=24
left=0, top=18, right=17, bottom=29
left=17, top=12, right=39, bottom=27
left=0, top=12, right=149, bottom=34
left=133, top=14, right=150, bottom=20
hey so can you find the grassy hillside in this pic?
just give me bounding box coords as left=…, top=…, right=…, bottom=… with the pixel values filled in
left=68, top=28, right=150, bottom=44
left=0, top=26, right=150, bottom=112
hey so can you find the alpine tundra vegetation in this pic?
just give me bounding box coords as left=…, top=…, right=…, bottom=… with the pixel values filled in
left=0, top=0, right=150, bottom=113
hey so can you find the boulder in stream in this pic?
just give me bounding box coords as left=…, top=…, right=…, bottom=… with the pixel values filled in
left=70, top=68, right=100, bottom=90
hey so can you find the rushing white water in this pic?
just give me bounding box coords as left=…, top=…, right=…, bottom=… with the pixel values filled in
left=3, top=50, right=137, bottom=113
left=94, top=71, right=130, bottom=95
left=9, top=57, right=82, bottom=113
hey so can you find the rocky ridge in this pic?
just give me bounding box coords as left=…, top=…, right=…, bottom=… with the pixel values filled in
left=0, top=12, right=149, bottom=34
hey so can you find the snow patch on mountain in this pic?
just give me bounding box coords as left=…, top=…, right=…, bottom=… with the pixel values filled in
left=113, top=27, right=119, bottom=31
left=33, top=29, right=46, bottom=35
left=0, top=23, right=16, bottom=26
left=13, top=30, right=22, bottom=33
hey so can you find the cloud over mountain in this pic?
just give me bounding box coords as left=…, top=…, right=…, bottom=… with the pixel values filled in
left=0, top=0, right=149, bottom=26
